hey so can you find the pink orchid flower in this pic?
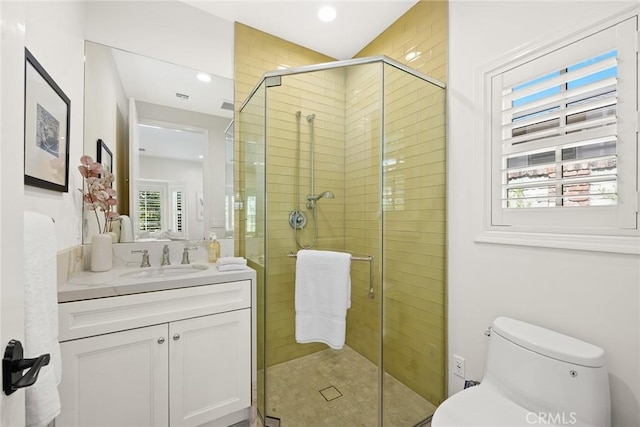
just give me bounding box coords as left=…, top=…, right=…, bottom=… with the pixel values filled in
left=78, top=155, right=120, bottom=234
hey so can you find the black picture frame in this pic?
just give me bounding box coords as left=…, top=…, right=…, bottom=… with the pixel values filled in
left=23, top=48, right=71, bottom=192
left=96, top=139, right=113, bottom=176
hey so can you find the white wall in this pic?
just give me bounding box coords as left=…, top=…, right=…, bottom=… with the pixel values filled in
left=139, top=156, right=205, bottom=240
left=448, top=1, right=640, bottom=426
left=23, top=1, right=87, bottom=250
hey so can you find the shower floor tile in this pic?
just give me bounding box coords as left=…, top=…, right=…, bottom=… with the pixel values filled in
left=265, top=345, right=435, bottom=426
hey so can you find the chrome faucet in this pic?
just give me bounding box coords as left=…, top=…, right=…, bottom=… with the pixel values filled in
left=181, top=246, right=198, bottom=265
left=131, top=249, right=150, bottom=268
left=161, top=245, right=171, bottom=266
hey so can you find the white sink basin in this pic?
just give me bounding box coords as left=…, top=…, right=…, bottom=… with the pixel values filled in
left=119, top=264, right=209, bottom=279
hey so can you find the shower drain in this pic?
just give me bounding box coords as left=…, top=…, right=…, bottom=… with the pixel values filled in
left=319, top=385, right=343, bottom=401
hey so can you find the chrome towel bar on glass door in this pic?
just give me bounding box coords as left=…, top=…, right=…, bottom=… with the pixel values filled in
left=287, top=251, right=375, bottom=299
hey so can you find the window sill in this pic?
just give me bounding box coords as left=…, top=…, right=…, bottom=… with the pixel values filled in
left=475, top=230, right=640, bottom=255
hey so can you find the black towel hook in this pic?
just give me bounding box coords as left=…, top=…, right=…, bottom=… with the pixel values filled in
left=2, top=339, right=50, bottom=395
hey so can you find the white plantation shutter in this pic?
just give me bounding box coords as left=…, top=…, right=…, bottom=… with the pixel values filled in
left=169, top=184, right=186, bottom=238
left=138, top=189, right=163, bottom=231
left=174, top=191, right=183, bottom=232
left=490, top=17, right=638, bottom=233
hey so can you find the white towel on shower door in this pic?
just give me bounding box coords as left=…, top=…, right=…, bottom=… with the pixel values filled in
left=295, top=249, right=351, bottom=350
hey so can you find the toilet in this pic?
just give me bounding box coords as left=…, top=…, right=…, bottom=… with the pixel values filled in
left=432, top=317, right=610, bottom=427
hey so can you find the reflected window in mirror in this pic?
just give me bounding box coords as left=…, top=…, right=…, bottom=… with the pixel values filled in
left=137, top=183, right=164, bottom=235
left=246, top=196, right=257, bottom=235
left=169, top=184, right=186, bottom=239
left=136, top=180, right=186, bottom=240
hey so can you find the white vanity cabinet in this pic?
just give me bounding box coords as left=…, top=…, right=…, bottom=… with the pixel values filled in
left=58, top=324, right=170, bottom=426
left=56, top=279, right=251, bottom=427
left=169, top=310, right=250, bottom=426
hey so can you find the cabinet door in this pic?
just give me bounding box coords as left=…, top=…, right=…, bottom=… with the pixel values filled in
left=169, top=309, right=250, bottom=426
left=57, top=324, right=169, bottom=427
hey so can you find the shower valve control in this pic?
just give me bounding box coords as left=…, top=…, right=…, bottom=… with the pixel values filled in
left=288, top=210, right=307, bottom=230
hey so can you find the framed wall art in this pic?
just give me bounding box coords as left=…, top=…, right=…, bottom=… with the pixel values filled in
left=96, top=139, right=113, bottom=176
left=24, top=48, right=71, bottom=192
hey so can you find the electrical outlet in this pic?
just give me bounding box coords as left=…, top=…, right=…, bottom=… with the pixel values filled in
left=453, top=355, right=466, bottom=378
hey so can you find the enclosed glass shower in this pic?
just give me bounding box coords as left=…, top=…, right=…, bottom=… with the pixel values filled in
left=237, top=57, right=446, bottom=426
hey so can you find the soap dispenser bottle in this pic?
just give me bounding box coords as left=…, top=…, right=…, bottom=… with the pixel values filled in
left=208, top=232, right=220, bottom=263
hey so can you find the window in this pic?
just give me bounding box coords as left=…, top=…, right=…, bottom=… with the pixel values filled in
left=138, top=188, right=163, bottom=232
left=135, top=180, right=187, bottom=239
left=488, top=15, right=638, bottom=237
left=504, top=50, right=618, bottom=209
left=169, top=184, right=186, bottom=239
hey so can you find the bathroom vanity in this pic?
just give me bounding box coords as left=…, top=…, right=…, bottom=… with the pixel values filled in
left=56, top=264, right=255, bottom=427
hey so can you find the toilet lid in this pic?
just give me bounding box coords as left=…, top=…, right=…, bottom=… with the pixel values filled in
left=432, top=385, right=565, bottom=427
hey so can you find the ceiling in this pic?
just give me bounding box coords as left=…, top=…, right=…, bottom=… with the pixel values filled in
left=183, top=0, right=420, bottom=60
left=116, top=0, right=421, bottom=161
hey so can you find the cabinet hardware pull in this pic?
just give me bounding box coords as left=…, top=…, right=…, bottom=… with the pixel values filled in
left=157, top=337, right=165, bottom=344
left=173, top=334, right=181, bottom=341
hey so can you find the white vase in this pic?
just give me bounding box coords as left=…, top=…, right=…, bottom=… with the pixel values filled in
left=91, top=233, right=112, bottom=272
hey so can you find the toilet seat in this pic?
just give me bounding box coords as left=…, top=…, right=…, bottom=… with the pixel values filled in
left=432, top=384, right=564, bottom=427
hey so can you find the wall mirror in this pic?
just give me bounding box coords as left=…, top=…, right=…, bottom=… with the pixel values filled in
left=82, top=41, right=234, bottom=244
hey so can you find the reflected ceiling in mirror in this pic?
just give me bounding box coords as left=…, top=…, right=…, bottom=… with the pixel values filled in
left=138, top=123, right=204, bottom=161
left=110, top=47, right=233, bottom=119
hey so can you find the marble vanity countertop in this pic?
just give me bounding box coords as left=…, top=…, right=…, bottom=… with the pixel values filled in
left=58, top=263, right=256, bottom=303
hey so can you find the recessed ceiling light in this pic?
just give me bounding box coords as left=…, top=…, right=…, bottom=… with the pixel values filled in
left=198, top=155, right=204, bottom=159
left=197, top=73, right=212, bottom=82
left=318, top=6, right=336, bottom=22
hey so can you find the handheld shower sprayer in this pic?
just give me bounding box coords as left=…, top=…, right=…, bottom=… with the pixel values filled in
left=306, top=191, right=334, bottom=209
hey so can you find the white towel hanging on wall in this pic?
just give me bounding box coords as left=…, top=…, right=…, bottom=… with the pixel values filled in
left=23, top=211, right=61, bottom=427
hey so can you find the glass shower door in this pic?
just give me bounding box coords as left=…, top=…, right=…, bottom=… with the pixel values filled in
left=238, top=80, right=266, bottom=420
left=381, top=63, right=447, bottom=425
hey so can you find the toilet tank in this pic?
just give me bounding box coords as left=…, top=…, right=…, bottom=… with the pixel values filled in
left=483, top=317, right=611, bottom=427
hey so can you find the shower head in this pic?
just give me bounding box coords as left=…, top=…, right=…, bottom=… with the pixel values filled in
left=307, top=191, right=334, bottom=201
left=306, top=191, right=334, bottom=209
left=306, top=113, right=316, bottom=123
left=319, top=191, right=334, bottom=199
